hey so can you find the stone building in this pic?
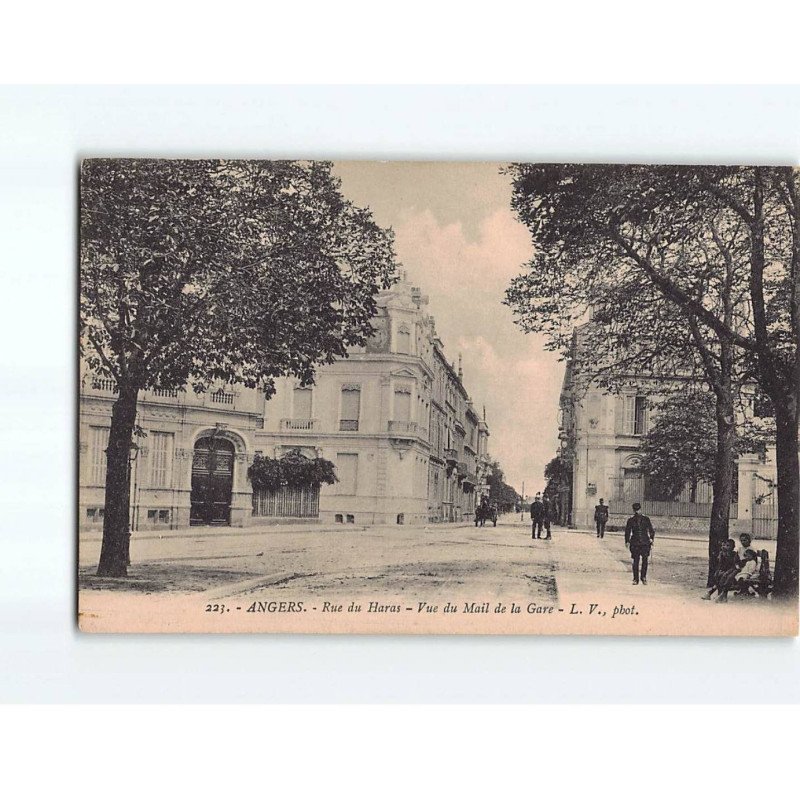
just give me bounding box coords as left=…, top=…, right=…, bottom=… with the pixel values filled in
left=557, top=325, right=781, bottom=537
left=79, top=274, right=491, bottom=530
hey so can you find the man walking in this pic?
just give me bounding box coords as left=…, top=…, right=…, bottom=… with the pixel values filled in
left=624, top=502, right=655, bottom=585
left=594, top=498, right=609, bottom=538
left=530, top=493, right=545, bottom=540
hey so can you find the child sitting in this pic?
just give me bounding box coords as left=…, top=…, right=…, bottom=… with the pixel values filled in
left=716, top=534, right=759, bottom=602
left=702, top=539, right=737, bottom=600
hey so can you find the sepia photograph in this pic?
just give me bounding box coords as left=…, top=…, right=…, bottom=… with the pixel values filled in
left=77, top=160, right=799, bottom=635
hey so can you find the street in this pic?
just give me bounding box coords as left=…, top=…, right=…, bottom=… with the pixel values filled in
left=78, top=516, right=795, bottom=635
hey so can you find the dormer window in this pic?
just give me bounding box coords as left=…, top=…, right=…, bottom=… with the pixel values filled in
left=396, top=323, right=411, bottom=355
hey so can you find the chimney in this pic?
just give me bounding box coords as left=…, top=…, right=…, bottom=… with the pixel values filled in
left=458, top=354, right=463, bottom=381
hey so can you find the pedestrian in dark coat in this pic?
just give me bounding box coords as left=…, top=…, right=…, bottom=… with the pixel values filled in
left=542, top=496, right=553, bottom=539
left=624, top=503, right=655, bottom=585
left=594, top=499, right=609, bottom=538
left=530, top=494, right=545, bottom=539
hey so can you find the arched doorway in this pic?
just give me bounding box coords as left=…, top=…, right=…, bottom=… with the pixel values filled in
left=190, top=436, right=235, bottom=525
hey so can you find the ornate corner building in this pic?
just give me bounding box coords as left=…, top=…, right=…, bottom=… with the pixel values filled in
left=79, top=274, right=491, bottom=531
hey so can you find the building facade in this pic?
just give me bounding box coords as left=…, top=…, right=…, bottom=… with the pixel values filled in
left=557, top=327, right=782, bottom=537
left=79, top=275, right=491, bottom=531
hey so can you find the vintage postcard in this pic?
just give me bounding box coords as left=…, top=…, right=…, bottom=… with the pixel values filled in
left=78, top=160, right=799, bottom=635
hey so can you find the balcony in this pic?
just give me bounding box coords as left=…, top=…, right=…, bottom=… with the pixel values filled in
left=456, top=461, right=469, bottom=478
left=89, top=376, right=118, bottom=394
left=281, top=418, right=317, bottom=431
left=339, top=419, right=359, bottom=432
left=462, top=472, right=479, bottom=487
left=444, top=448, right=458, bottom=464
left=388, top=420, right=428, bottom=440
left=209, top=389, right=235, bottom=405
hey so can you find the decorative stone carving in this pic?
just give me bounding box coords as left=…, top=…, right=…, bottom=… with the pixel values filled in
left=81, top=401, right=110, bottom=415
left=341, top=383, right=362, bottom=392
left=144, top=407, right=179, bottom=420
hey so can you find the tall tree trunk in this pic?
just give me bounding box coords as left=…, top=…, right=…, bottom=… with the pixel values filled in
left=96, top=383, right=138, bottom=577
left=772, top=394, right=799, bottom=598
left=707, top=389, right=736, bottom=587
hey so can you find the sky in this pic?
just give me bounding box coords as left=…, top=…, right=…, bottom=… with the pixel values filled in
left=333, top=162, right=563, bottom=495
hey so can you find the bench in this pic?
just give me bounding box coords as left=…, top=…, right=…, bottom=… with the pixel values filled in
left=731, top=549, right=773, bottom=599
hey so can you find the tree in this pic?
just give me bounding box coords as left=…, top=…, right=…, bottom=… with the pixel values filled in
left=504, top=165, right=799, bottom=597
left=640, top=389, right=767, bottom=502
left=543, top=455, right=570, bottom=523
left=81, top=159, right=398, bottom=577
left=640, top=391, right=719, bottom=502
left=486, top=460, right=521, bottom=513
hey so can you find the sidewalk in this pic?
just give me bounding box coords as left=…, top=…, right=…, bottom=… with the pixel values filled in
left=569, top=526, right=739, bottom=544
left=80, top=519, right=475, bottom=543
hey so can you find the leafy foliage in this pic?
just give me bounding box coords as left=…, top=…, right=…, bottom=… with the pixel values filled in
left=544, top=456, right=569, bottom=486
left=80, top=159, right=399, bottom=394
left=503, top=164, right=799, bottom=594
left=248, top=450, right=338, bottom=490
left=486, top=460, right=521, bottom=512
left=639, top=392, right=719, bottom=500
left=543, top=455, right=571, bottom=499
left=640, top=390, right=769, bottom=500
left=503, top=164, right=798, bottom=401
left=82, top=159, right=398, bottom=576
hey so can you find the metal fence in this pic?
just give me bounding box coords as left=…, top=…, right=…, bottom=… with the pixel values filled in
left=614, top=475, right=738, bottom=518
left=614, top=497, right=738, bottom=519
left=252, top=485, right=320, bottom=518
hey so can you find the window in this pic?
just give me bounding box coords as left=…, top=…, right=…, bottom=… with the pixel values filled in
left=337, top=453, right=358, bottom=495
left=634, top=396, right=648, bottom=435
left=393, top=389, right=412, bottom=422
left=150, top=431, right=174, bottom=488
left=340, top=386, right=361, bottom=431
left=294, top=387, right=312, bottom=419
left=89, top=427, right=109, bottom=484
left=623, top=395, right=648, bottom=435
left=396, top=325, right=411, bottom=354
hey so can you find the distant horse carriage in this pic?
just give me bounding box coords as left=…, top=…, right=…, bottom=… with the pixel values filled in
left=475, top=502, right=498, bottom=527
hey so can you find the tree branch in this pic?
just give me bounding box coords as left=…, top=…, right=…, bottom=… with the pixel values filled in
left=604, top=225, right=757, bottom=354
